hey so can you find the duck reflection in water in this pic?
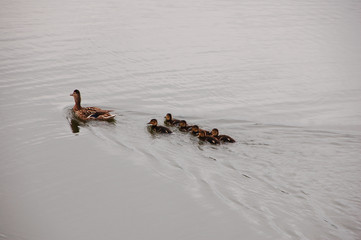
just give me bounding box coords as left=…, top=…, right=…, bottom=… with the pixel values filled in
left=69, top=118, right=81, bottom=133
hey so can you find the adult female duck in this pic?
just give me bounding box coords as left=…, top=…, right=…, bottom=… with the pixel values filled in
left=70, top=89, right=115, bottom=121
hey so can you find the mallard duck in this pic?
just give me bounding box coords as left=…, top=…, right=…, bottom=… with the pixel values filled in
left=70, top=89, right=115, bottom=121
left=148, top=119, right=172, bottom=133
left=198, top=131, right=220, bottom=145
left=190, top=125, right=211, bottom=136
left=179, top=120, right=193, bottom=132
left=164, top=113, right=181, bottom=126
left=211, top=128, right=236, bottom=143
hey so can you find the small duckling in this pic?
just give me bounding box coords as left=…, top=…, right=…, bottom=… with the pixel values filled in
left=198, top=131, right=220, bottom=145
left=191, top=125, right=211, bottom=136
left=148, top=119, right=172, bottom=133
left=211, top=128, right=236, bottom=143
left=70, top=89, right=115, bottom=121
left=164, top=113, right=181, bottom=126
left=178, top=120, right=193, bottom=132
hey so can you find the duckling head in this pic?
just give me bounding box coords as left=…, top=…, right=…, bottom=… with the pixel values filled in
left=147, top=119, right=158, bottom=126
left=165, top=113, right=172, bottom=121
left=192, top=125, right=199, bottom=132
left=211, top=128, right=219, bottom=137
left=198, top=131, right=206, bottom=138
left=179, top=120, right=187, bottom=127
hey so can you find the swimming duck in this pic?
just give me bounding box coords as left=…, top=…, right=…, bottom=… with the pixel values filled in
left=179, top=120, right=193, bottom=132
left=148, top=119, right=172, bottom=133
left=211, top=128, right=236, bottom=143
left=198, top=131, right=220, bottom=145
left=164, top=113, right=181, bottom=126
left=70, top=89, right=115, bottom=121
left=190, top=125, right=211, bottom=136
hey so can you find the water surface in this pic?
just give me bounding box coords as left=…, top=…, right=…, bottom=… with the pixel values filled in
left=1, top=0, right=361, bottom=239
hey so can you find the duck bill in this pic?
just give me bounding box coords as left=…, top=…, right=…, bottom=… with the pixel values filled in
left=147, top=121, right=152, bottom=124
left=70, top=93, right=74, bottom=96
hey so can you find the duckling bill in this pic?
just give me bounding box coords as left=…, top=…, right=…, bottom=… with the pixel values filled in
left=70, top=89, right=115, bottom=121
left=148, top=119, right=172, bottom=133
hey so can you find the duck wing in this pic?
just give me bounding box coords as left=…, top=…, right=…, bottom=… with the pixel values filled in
left=76, top=107, right=115, bottom=120
left=173, top=119, right=181, bottom=125
left=157, top=126, right=172, bottom=133
left=165, top=119, right=181, bottom=126
left=85, top=107, right=112, bottom=114
left=219, top=135, right=235, bottom=143
left=206, top=136, right=220, bottom=144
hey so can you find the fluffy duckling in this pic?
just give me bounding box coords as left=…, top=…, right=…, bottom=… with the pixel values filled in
left=191, top=125, right=211, bottom=136
left=178, top=120, right=193, bottom=132
left=211, top=128, right=236, bottom=143
left=70, top=89, right=115, bottom=121
left=164, top=113, right=181, bottom=126
left=148, top=119, right=172, bottom=133
left=198, top=131, right=220, bottom=145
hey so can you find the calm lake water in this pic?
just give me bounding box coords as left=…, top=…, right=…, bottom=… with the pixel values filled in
left=1, top=0, right=361, bottom=239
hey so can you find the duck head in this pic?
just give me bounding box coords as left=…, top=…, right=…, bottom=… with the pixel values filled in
left=191, top=125, right=199, bottom=132
left=179, top=120, right=187, bottom=128
left=211, top=128, right=219, bottom=137
left=198, top=131, right=206, bottom=138
left=70, top=89, right=80, bottom=97
left=70, top=89, right=81, bottom=110
left=147, top=119, right=158, bottom=126
left=165, top=113, right=172, bottom=121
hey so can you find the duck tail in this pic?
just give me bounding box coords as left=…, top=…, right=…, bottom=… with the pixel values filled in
left=103, top=114, right=116, bottom=119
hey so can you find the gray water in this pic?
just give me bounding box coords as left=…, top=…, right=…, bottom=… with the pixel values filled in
left=1, top=0, right=361, bottom=239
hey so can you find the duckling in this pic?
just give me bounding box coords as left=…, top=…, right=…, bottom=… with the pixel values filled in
left=148, top=119, right=172, bottom=133
left=198, top=131, right=220, bottom=145
left=211, top=128, right=236, bottom=143
left=70, top=89, right=115, bottom=121
left=190, top=125, right=211, bottom=136
left=178, top=120, right=193, bottom=132
left=164, top=113, right=181, bottom=126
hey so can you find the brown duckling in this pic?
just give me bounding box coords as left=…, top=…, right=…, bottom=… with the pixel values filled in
left=164, top=113, right=181, bottom=126
left=178, top=120, right=193, bottom=132
left=211, top=128, right=236, bottom=143
left=148, top=119, right=172, bottom=133
left=191, top=125, right=211, bottom=136
left=198, top=131, right=220, bottom=145
left=70, top=89, right=115, bottom=121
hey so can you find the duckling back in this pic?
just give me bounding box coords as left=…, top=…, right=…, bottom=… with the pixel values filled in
left=154, top=125, right=172, bottom=133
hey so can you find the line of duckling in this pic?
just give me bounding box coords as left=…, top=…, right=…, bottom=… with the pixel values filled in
left=69, top=89, right=235, bottom=145
left=147, top=113, right=235, bottom=145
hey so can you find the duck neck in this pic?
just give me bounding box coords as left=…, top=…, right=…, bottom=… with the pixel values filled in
left=73, top=95, right=82, bottom=111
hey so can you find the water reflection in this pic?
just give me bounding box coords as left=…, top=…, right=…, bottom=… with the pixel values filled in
left=69, top=118, right=81, bottom=134
left=65, top=109, right=84, bottom=134
left=2, top=0, right=360, bottom=238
